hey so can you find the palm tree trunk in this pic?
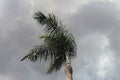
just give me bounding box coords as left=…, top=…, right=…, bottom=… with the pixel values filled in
left=65, top=53, right=73, bottom=80
left=65, top=64, right=73, bottom=80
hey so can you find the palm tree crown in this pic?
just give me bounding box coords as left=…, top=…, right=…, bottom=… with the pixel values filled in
left=21, top=11, right=76, bottom=73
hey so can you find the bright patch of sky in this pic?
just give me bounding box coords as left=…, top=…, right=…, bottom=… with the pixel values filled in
left=0, top=75, right=9, bottom=80
left=0, top=0, right=7, bottom=17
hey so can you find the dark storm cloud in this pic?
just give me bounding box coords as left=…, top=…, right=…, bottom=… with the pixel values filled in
left=0, top=0, right=40, bottom=80
left=0, top=0, right=120, bottom=80
left=68, top=1, right=120, bottom=80
left=0, top=0, right=63, bottom=80
left=68, top=1, right=119, bottom=37
left=5, top=0, right=31, bottom=18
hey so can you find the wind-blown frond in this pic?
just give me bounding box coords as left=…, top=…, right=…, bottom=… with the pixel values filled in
left=47, top=55, right=66, bottom=73
left=21, top=11, right=77, bottom=74
left=21, top=44, right=55, bottom=62
left=34, top=12, right=47, bottom=25
left=34, top=12, right=61, bottom=35
left=40, top=33, right=76, bottom=57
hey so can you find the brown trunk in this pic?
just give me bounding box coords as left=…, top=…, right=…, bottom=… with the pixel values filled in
left=65, top=64, right=73, bottom=80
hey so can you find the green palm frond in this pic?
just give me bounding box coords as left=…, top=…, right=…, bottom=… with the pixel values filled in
left=34, top=12, right=47, bottom=25
left=47, top=54, right=66, bottom=73
left=21, top=11, right=77, bottom=74
left=34, top=12, right=60, bottom=35
left=21, top=44, right=55, bottom=62
left=40, top=33, right=76, bottom=56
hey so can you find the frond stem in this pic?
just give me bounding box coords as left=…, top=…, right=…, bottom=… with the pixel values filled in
left=66, top=53, right=71, bottom=65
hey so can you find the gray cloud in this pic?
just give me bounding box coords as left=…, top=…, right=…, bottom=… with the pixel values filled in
left=68, top=1, right=119, bottom=37
left=69, top=1, right=120, bottom=80
left=0, top=0, right=120, bottom=80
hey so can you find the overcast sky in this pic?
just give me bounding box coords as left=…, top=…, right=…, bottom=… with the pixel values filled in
left=0, top=0, right=120, bottom=80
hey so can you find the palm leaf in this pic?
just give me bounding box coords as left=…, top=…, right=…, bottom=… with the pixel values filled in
left=47, top=54, right=66, bottom=73
left=21, top=44, right=56, bottom=62
left=21, top=11, right=77, bottom=73
left=34, top=12, right=60, bottom=35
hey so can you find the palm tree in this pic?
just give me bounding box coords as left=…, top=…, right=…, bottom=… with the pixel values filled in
left=21, top=11, right=77, bottom=80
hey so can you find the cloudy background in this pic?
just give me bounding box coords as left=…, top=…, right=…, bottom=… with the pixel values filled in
left=0, top=0, right=120, bottom=80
